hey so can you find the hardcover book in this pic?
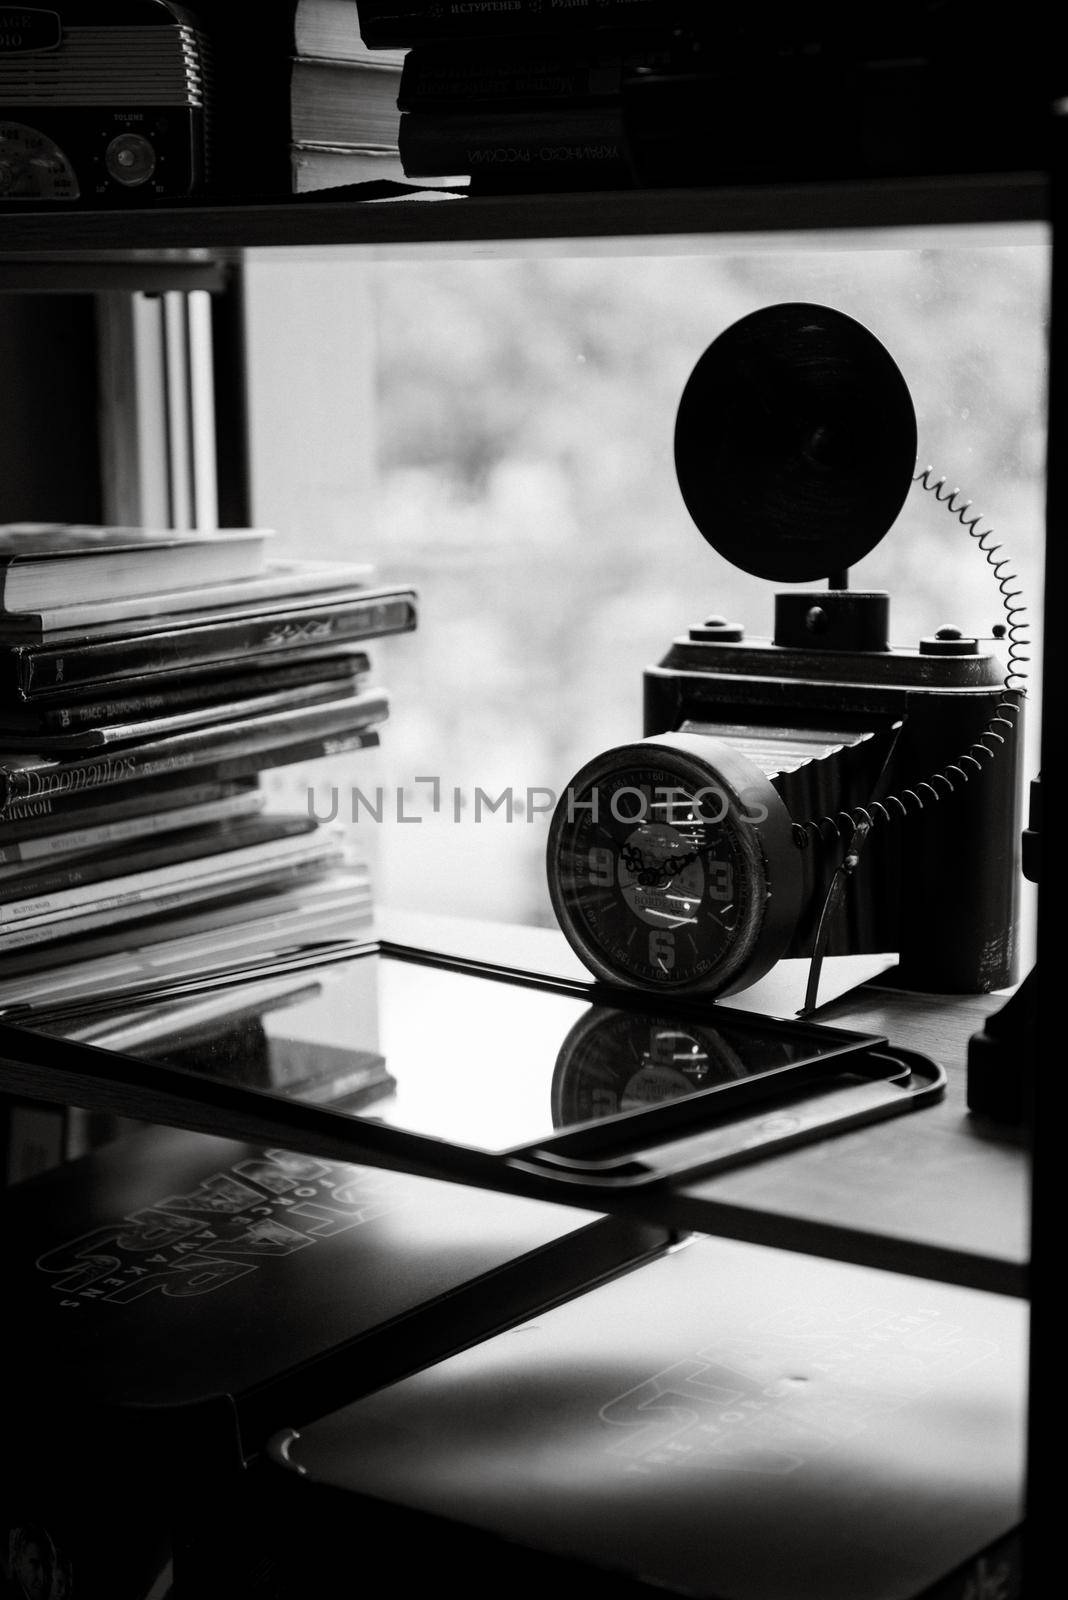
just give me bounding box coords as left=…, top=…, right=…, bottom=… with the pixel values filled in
left=0, top=784, right=265, bottom=866
left=396, top=33, right=672, bottom=107
left=0, top=557, right=376, bottom=639
left=0, top=787, right=265, bottom=876
left=279, top=0, right=419, bottom=196
left=0, top=865, right=375, bottom=1000
left=290, top=140, right=466, bottom=192
left=0, top=586, right=416, bottom=701
left=0, top=525, right=271, bottom=612
left=398, top=105, right=633, bottom=184
left=0, top=775, right=261, bottom=844
left=0, top=812, right=321, bottom=919
left=0, top=688, right=390, bottom=814
left=0, top=651, right=370, bottom=738
left=355, top=0, right=665, bottom=47
left=0, top=822, right=333, bottom=934
left=292, top=0, right=408, bottom=64
left=0, top=838, right=348, bottom=955
left=0, top=671, right=367, bottom=752
left=290, top=52, right=405, bottom=148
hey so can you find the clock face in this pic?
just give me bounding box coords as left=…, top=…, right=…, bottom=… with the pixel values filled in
left=546, top=734, right=803, bottom=997
left=551, top=1005, right=759, bottom=1131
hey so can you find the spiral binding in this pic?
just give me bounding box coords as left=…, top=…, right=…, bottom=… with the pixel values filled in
left=792, top=466, right=1030, bottom=849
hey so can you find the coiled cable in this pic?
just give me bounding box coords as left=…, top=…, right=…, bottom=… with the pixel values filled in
left=792, top=466, right=1029, bottom=849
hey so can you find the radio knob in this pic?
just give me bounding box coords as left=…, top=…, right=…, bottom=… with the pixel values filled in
left=104, top=133, right=156, bottom=187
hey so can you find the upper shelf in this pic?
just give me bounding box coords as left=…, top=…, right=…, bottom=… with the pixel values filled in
left=0, top=170, right=1050, bottom=259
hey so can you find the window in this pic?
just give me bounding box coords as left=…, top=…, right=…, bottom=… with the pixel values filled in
left=242, top=233, right=1046, bottom=960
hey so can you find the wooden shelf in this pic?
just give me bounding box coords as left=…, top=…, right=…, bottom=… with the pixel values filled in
left=0, top=251, right=231, bottom=293
left=0, top=170, right=1049, bottom=257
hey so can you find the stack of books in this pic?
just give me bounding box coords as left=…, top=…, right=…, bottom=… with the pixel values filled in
left=288, top=0, right=410, bottom=192
left=287, top=0, right=468, bottom=194
left=355, top=0, right=676, bottom=192
left=354, top=2, right=1046, bottom=194
left=0, top=522, right=417, bottom=985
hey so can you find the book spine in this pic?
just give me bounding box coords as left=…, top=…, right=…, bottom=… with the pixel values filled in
left=15, top=675, right=370, bottom=753
left=0, top=852, right=342, bottom=953
left=0, top=776, right=259, bottom=843
left=0, top=867, right=370, bottom=991
left=399, top=106, right=629, bottom=176
left=14, top=592, right=415, bottom=697
left=0, top=729, right=377, bottom=834
left=4, top=830, right=339, bottom=932
left=1, top=561, right=377, bottom=635
left=0, top=814, right=319, bottom=917
left=33, top=652, right=371, bottom=730
left=398, top=44, right=628, bottom=106
left=208, top=725, right=381, bottom=786
left=356, top=0, right=664, bottom=48
left=0, top=690, right=389, bottom=813
left=0, top=789, right=266, bottom=869
left=0, top=529, right=271, bottom=612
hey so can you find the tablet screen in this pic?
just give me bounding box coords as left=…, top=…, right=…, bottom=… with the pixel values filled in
left=35, top=947, right=885, bottom=1156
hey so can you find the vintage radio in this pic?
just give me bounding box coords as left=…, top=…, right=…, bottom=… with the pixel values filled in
left=547, top=302, right=1027, bottom=1003
left=0, top=2, right=211, bottom=202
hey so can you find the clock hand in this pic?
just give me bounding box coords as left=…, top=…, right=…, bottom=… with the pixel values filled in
left=658, top=847, right=701, bottom=880
left=621, top=842, right=703, bottom=887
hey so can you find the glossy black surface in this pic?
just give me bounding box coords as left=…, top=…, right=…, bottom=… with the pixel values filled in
left=674, top=302, right=918, bottom=582
left=30, top=947, right=889, bottom=1156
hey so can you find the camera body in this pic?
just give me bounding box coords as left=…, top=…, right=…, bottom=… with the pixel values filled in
left=644, top=589, right=1022, bottom=994
left=546, top=302, right=1025, bottom=1003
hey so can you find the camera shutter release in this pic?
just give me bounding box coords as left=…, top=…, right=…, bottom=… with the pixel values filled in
left=105, top=132, right=156, bottom=186
left=919, top=626, right=979, bottom=655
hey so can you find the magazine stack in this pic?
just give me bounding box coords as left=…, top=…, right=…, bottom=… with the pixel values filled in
left=0, top=523, right=417, bottom=999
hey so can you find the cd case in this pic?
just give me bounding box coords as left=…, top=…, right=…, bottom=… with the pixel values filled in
left=0, top=939, right=946, bottom=1201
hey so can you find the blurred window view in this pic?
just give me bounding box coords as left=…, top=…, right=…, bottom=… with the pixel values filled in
left=244, top=236, right=1047, bottom=943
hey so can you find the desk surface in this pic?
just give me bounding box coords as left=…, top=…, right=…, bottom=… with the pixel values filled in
left=372, top=913, right=1031, bottom=1298
left=0, top=911, right=1030, bottom=1300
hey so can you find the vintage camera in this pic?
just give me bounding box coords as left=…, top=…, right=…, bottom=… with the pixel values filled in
left=0, top=2, right=211, bottom=203
left=546, top=303, right=1024, bottom=1002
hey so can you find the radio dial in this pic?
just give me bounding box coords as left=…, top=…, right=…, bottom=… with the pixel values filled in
left=0, top=122, right=80, bottom=198
left=104, top=133, right=156, bottom=187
